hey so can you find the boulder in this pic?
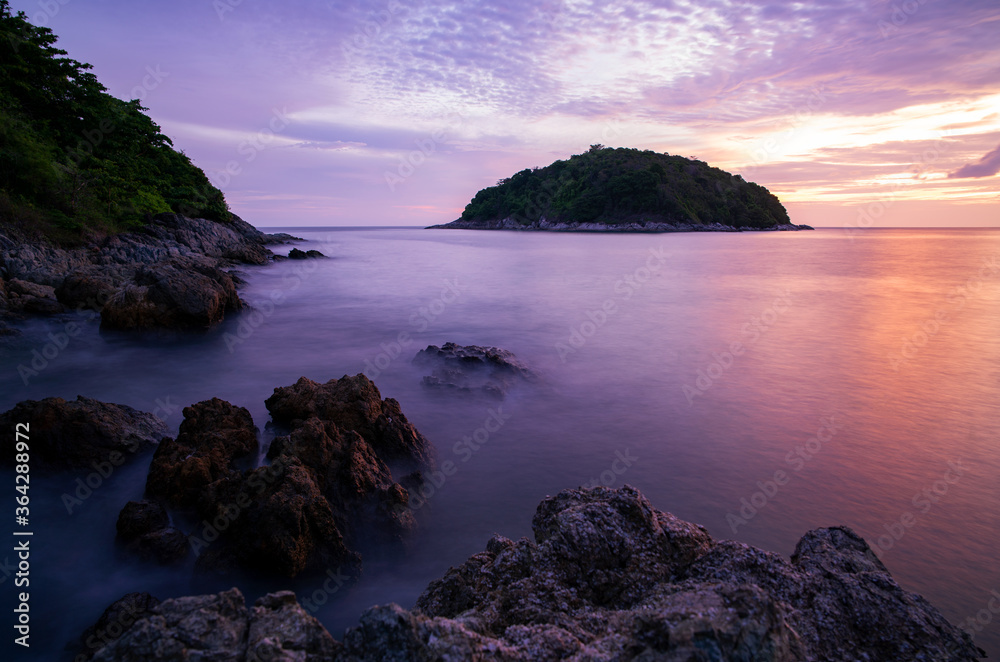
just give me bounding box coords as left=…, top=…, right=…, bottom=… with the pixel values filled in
left=265, top=374, right=432, bottom=466
left=116, top=500, right=170, bottom=541
left=88, top=589, right=339, bottom=661
left=100, top=256, right=244, bottom=330
left=288, top=247, right=325, bottom=259
left=116, top=500, right=189, bottom=565
left=76, top=592, right=161, bottom=661
left=55, top=267, right=120, bottom=312
left=145, top=398, right=258, bottom=509
left=6, top=277, right=57, bottom=299
left=86, top=486, right=984, bottom=660
left=0, top=396, right=165, bottom=471
left=414, top=342, right=537, bottom=399
left=335, top=485, right=984, bottom=661
left=91, top=588, right=250, bottom=662
left=194, top=459, right=360, bottom=579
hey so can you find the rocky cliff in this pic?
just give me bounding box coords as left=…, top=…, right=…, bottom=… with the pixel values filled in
left=0, top=213, right=295, bottom=331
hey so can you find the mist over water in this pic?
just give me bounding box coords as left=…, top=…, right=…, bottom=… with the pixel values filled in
left=2, top=227, right=999, bottom=659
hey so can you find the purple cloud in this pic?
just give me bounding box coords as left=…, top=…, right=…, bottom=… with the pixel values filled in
left=949, top=143, right=1000, bottom=178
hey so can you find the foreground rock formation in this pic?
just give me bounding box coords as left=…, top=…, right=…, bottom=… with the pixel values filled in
left=124, top=374, right=431, bottom=578
left=90, top=485, right=984, bottom=660
left=413, top=342, right=538, bottom=399
left=0, top=212, right=297, bottom=330
left=84, top=589, right=337, bottom=662
left=0, top=395, right=166, bottom=471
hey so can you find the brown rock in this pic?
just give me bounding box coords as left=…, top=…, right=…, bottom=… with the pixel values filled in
left=101, top=256, right=243, bottom=330
left=0, top=396, right=165, bottom=471
left=145, top=398, right=258, bottom=509
left=265, top=374, right=432, bottom=466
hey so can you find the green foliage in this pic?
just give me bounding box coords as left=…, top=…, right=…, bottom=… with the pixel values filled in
left=0, top=1, right=229, bottom=241
left=460, top=147, right=791, bottom=229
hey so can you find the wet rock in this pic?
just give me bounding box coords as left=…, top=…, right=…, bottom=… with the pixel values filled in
left=89, top=486, right=984, bottom=660
left=414, top=342, right=537, bottom=399
left=4, top=277, right=65, bottom=315
left=265, top=374, right=432, bottom=466
left=247, top=591, right=341, bottom=661
left=116, top=500, right=170, bottom=541
left=100, top=255, right=243, bottom=330
left=145, top=398, right=258, bottom=509
left=116, top=500, right=189, bottom=565
left=288, top=247, right=325, bottom=259
left=195, top=459, right=359, bottom=579
left=2, top=213, right=278, bottom=328
left=91, top=588, right=249, bottom=662
left=87, top=589, right=339, bottom=662
left=55, top=268, right=119, bottom=312
left=76, top=592, right=161, bottom=661
left=6, top=278, right=56, bottom=299
left=335, top=485, right=983, bottom=661
left=0, top=396, right=165, bottom=471
left=266, top=416, right=417, bottom=545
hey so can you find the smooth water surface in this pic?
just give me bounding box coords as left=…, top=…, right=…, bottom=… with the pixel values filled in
left=2, top=227, right=998, bottom=659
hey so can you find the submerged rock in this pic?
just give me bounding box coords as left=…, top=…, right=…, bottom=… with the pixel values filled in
left=0, top=396, right=166, bottom=471
left=413, top=342, right=537, bottom=399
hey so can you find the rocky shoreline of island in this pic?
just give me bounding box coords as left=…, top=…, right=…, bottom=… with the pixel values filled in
left=428, top=217, right=814, bottom=232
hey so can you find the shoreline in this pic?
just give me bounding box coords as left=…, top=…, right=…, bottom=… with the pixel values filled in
left=427, top=218, right=814, bottom=232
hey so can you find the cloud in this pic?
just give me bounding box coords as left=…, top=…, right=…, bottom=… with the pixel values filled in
left=292, top=141, right=367, bottom=151
left=949, top=143, right=1000, bottom=178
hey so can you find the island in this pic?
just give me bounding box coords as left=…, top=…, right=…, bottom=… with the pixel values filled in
left=430, top=145, right=812, bottom=232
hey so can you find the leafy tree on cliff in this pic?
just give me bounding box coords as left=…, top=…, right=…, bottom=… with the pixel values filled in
left=0, top=0, right=228, bottom=241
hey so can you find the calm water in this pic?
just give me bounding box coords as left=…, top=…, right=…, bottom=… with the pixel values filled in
left=2, top=227, right=999, bottom=659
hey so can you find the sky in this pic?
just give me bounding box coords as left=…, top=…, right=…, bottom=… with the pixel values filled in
left=11, top=0, right=1000, bottom=227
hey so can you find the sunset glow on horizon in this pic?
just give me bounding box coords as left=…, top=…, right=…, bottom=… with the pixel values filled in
left=14, top=0, right=999, bottom=227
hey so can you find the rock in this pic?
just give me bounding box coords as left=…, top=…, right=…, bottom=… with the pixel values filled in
left=264, top=232, right=303, bottom=244
left=195, top=458, right=360, bottom=579
left=145, top=398, right=258, bottom=509
left=87, top=486, right=984, bottom=660
left=91, top=588, right=250, bottom=662
left=266, top=417, right=417, bottom=544
left=6, top=277, right=56, bottom=299
left=55, top=268, right=119, bottom=312
left=115, top=500, right=189, bottom=564
left=2, top=213, right=277, bottom=328
left=414, top=342, right=537, bottom=399
left=0, top=396, right=165, bottom=471
left=100, top=256, right=244, bottom=330
left=4, top=277, right=65, bottom=315
left=76, top=592, right=161, bottom=661
left=116, top=500, right=170, bottom=541
left=87, top=589, right=340, bottom=661
left=247, top=591, right=341, bottom=661
left=335, top=485, right=984, bottom=661
left=265, top=374, right=432, bottom=466
left=288, top=247, right=325, bottom=259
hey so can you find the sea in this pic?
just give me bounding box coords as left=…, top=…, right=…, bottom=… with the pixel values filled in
left=1, top=226, right=998, bottom=659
